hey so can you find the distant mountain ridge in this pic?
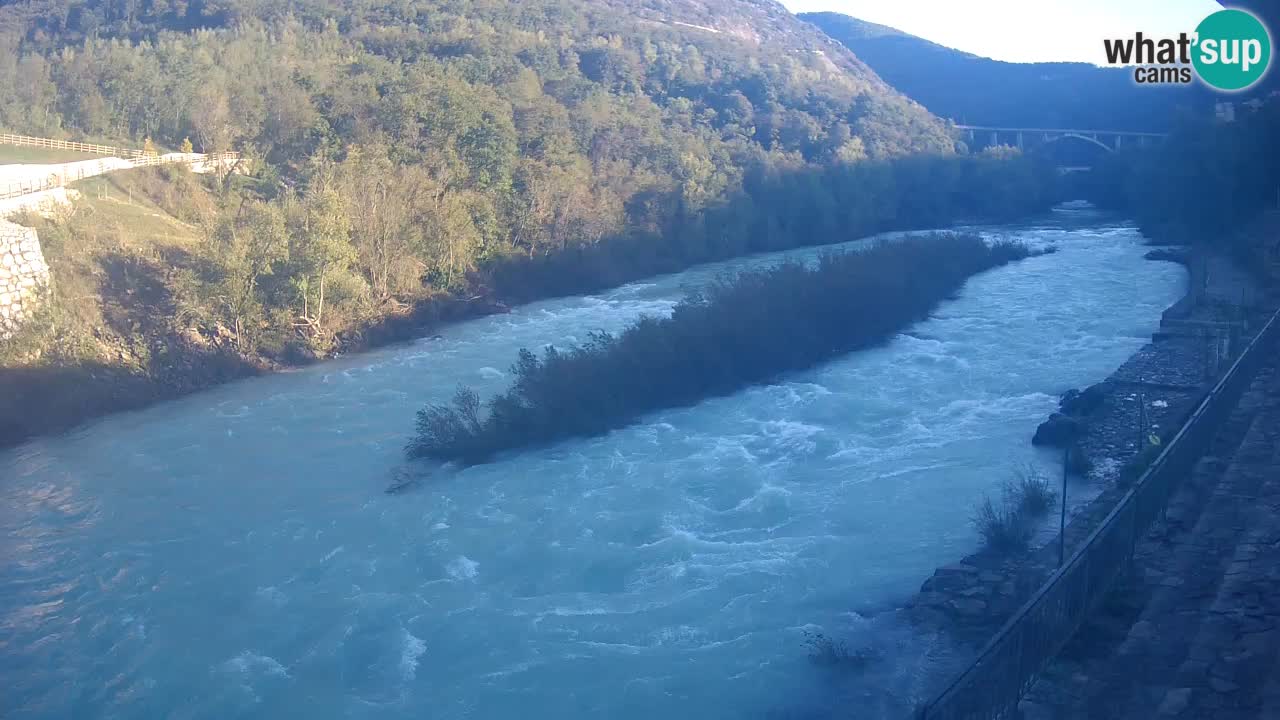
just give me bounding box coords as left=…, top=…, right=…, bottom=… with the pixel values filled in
left=801, top=11, right=1202, bottom=133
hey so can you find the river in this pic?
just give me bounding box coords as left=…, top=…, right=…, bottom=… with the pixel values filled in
left=0, top=205, right=1185, bottom=719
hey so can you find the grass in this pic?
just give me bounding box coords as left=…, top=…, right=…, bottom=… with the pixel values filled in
left=973, top=496, right=1034, bottom=555
left=71, top=171, right=208, bottom=238
left=1010, top=465, right=1057, bottom=515
left=0, top=165, right=263, bottom=446
left=3, top=168, right=210, bottom=369
left=0, top=145, right=114, bottom=165
left=972, top=466, right=1059, bottom=556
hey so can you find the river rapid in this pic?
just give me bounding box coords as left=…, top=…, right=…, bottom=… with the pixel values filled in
left=0, top=205, right=1185, bottom=719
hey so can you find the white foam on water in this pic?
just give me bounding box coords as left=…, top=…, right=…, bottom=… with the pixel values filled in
left=446, top=556, right=480, bottom=580
left=0, top=209, right=1187, bottom=720
left=398, top=629, right=426, bottom=682
left=222, top=651, right=291, bottom=678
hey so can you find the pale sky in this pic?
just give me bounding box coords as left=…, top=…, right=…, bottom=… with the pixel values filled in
left=781, top=0, right=1226, bottom=64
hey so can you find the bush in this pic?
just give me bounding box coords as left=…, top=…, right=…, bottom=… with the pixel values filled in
left=973, top=495, right=1034, bottom=555
left=1009, top=465, right=1057, bottom=516
left=972, top=466, right=1059, bottom=555
left=408, top=233, right=1042, bottom=465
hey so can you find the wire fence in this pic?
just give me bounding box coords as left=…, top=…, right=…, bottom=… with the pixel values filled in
left=916, top=305, right=1280, bottom=720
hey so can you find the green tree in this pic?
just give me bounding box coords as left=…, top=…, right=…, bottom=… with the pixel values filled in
left=208, top=199, right=288, bottom=348
left=290, top=161, right=362, bottom=344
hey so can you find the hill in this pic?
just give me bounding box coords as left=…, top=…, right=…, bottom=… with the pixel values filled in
left=801, top=11, right=1201, bottom=132
left=0, top=0, right=1060, bottom=446
left=2, top=0, right=954, bottom=160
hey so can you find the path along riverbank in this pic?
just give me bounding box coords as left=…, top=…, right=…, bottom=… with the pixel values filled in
left=1020, top=343, right=1280, bottom=719
left=898, top=245, right=1274, bottom=656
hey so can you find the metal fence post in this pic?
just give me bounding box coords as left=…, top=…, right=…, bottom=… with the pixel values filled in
left=1138, top=392, right=1147, bottom=452
left=920, top=308, right=1280, bottom=720
left=1059, top=445, right=1069, bottom=567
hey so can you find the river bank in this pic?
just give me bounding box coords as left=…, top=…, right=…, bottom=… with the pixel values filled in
left=0, top=208, right=1182, bottom=720
left=1018, top=322, right=1280, bottom=720
left=0, top=210, right=1047, bottom=452
left=898, top=245, right=1272, bottom=654
left=0, top=143, right=1063, bottom=452
left=0, top=287, right=514, bottom=449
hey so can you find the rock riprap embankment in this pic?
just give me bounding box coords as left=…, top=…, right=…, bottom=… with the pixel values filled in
left=0, top=219, right=50, bottom=340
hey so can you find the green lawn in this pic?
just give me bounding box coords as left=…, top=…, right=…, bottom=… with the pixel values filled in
left=0, top=145, right=113, bottom=165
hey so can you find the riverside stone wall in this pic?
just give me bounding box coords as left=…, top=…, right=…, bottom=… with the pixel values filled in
left=0, top=219, right=50, bottom=340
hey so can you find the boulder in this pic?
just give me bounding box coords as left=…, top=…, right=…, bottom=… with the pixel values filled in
left=920, top=563, right=979, bottom=592
left=1033, top=413, right=1081, bottom=446
left=1059, top=383, right=1109, bottom=417
left=948, top=597, right=988, bottom=616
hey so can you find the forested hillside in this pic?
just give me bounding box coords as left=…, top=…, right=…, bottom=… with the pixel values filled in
left=802, top=12, right=1201, bottom=132
left=2, top=0, right=953, bottom=166
left=0, top=0, right=1058, bottom=445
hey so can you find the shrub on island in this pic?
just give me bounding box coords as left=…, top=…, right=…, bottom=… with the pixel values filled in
left=409, top=233, right=1041, bottom=465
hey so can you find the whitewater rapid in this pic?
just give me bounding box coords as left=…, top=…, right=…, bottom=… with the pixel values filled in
left=0, top=206, right=1185, bottom=719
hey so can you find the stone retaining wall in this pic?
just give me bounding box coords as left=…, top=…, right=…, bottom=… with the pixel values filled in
left=0, top=219, right=50, bottom=340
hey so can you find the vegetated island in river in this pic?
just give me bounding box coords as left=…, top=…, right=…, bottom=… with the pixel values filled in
left=408, top=232, right=1048, bottom=466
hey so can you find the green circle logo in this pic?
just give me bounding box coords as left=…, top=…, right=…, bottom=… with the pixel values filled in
left=1192, top=9, right=1272, bottom=91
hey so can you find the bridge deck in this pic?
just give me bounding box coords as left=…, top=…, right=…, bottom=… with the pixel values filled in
left=954, top=124, right=1168, bottom=138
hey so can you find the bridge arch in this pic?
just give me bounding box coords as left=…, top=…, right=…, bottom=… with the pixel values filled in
left=1044, top=133, right=1114, bottom=154
left=954, top=125, right=1167, bottom=156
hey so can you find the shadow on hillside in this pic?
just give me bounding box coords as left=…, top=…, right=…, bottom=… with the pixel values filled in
left=98, top=253, right=177, bottom=339
left=0, top=352, right=258, bottom=449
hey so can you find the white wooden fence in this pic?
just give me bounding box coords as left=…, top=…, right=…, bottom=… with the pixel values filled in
left=0, top=145, right=241, bottom=201
left=0, top=132, right=147, bottom=158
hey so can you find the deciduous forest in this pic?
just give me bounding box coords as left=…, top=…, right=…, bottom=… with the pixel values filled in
left=0, top=0, right=1055, bottom=354
left=0, top=0, right=1058, bottom=445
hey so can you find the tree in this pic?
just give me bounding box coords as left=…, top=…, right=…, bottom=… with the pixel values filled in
left=835, top=136, right=867, bottom=164
left=208, top=199, right=288, bottom=348
left=289, top=161, right=362, bottom=343
left=336, top=145, right=430, bottom=302
left=190, top=80, right=235, bottom=152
